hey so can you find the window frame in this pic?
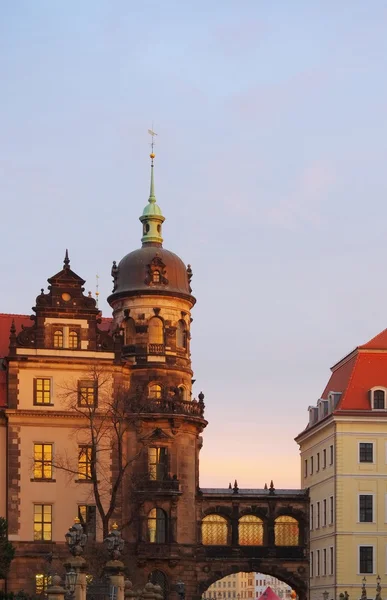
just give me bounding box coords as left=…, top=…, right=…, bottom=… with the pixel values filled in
left=33, top=443, right=53, bottom=480
left=329, top=546, right=334, bottom=575
left=329, top=496, right=334, bottom=525
left=68, top=329, right=80, bottom=350
left=359, top=442, right=374, bottom=463
left=148, top=446, right=169, bottom=481
left=78, top=380, right=98, bottom=408
left=323, top=498, right=327, bottom=527
left=323, top=448, right=327, bottom=469
left=33, top=378, right=52, bottom=406
left=53, top=329, right=64, bottom=348
left=78, top=504, right=97, bottom=541
left=359, top=545, right=374, bottom=574
left=33, top=504, right=52, bottom=541
left=329, top=444, right=334, bottom=465
left=359, top=493, right=374, bottom=523
left=78, top=445, right=94, bottom=481
left=148, top=507, right=167, bottom=544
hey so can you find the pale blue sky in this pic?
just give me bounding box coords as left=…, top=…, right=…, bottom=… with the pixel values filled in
left=2, top=1, right=387, bottom=487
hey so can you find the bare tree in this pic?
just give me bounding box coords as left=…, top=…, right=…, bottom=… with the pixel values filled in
left=54, top=365, right=142, bottom=539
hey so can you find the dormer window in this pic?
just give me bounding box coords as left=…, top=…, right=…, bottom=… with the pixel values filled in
left=373, top=389, right=385, bottom=410
left=153, top=270, right=160, bottom=283
left=53, top=330, right=63, bottom=348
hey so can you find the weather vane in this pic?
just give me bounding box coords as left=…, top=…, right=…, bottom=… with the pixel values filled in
left=148, top=127, right=157, bottom=164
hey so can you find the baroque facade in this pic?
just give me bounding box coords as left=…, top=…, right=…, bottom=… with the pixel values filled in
left=296, top=328, right=387, bottom=600
left=0, top=156, right=309, bottom=599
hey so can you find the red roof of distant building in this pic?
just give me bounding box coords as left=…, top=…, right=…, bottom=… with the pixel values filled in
left=0, top=313, right=113, bottom=408
left=320, top=327, right=387, bottom=413
left=257, top=587, right=282, bottom=600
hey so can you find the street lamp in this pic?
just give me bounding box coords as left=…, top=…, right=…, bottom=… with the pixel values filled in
left=65, top=569, right=77, bottom=597
left=103, top=523, right=125, bottom=560
left=176, top=580, right=185, bottom=600
left=65, top=518, right=87, bottom=557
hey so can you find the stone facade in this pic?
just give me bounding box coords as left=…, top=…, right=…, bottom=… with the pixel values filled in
left=1, top=164, right=309, bottom=600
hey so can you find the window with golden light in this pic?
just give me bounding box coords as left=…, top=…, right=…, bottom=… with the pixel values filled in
left=69, top=330, right=79, bottom=349
left=238, top=515, right=264, bottom=545
left=53, top=330, right=63, bottom=348
left=34, top=504, right=52, bottom=541
left=78, top=445, right=93, bottom=480
left=149, top=384, right=162, bottom=399
left=274, top=515, right=299, bottom=546
left=201, top=514, right=228, bottom=545
left=33, top=444, right=53, bottom=480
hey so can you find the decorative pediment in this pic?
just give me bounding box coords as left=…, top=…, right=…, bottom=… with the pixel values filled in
left=144, top=254, right=168, bottom=286
left=140, top=427, right=173, bottom=442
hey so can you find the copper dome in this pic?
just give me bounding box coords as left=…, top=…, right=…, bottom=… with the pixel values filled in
left=108, top=246, right=194, bottom=304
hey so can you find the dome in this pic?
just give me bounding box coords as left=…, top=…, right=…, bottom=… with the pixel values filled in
left=108, top=246, right=193, bottom=303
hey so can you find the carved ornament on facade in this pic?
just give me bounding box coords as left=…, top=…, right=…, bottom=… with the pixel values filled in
left=144, top=255, right=168, bottom=286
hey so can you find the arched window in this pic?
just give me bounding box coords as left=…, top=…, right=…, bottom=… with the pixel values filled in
left=176, top=320, right=187, bottom=349
left=238, top=514, right=264, bottom=545
left=274, top=516, right=299, bottom=546
left=374, top=389, right=385, bottom=410
left=68, top=330, right=79, bottom=349
left=153, top=270, right=161, bottom=283
left=149, top=384, right=162, bottom=399
left=201, top=514, right=228, bottom=545
left=148, top=508, right=167, bottom=543
left=125, top=318, right=136, bottom=346
left=149, top=570, right=167, bottom=599
left=178, top=386, right=187, bottom=400
left=53, top=330, right=63, bottom=348
left=148, top=318, right=164, bottom=344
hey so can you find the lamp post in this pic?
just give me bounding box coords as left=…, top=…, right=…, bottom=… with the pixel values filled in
left=103, top=524, right=125, bottom=600
left=64, top=519, right=88, bottom=600
left=176, top=581, right=185, bottom=600
left=376, top=575, right=381, bottom=600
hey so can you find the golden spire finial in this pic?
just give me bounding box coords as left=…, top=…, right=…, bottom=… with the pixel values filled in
left=74, top=517, right=81, bottom=524
left=112, top=522, right=119, bottom=530
left=148, top=127, right=157, bottom=164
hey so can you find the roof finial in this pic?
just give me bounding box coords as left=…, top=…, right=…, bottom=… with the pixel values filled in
left=140, top=128, right=165, bottom=246
left=148, top=127, right=157, bottom=204
left=64, top=249, right=70, bottom=268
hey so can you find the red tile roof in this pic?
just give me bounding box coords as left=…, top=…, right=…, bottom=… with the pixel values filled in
left=320, top=327, right=387, bottom=412
left=257, top=588, right=282, bottom=600
left=0, top=313, right=113, bottom=408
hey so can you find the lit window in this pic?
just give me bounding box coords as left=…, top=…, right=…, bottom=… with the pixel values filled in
left=33, top=444, right=53, bottom=480
left=148, top=317, right=164, bottom=344
left=34, top=504, right=52, bottom=541
left=78, top=381, right=97, bottom=407
left=78, top=445, right=93, bottom=480
left=153, top=270, right=161, bottom=283
left=35, top=574, right=52, bottom=595
left=69, top=330, right=79, bottom=349
left=274, top=516, right=299, bottom=546
left=148, top=447, right=168, bottom=481
left=34, top=378, right=51, bottom=405
left=53, top=330, right=63, bottom=348
left=201, top=514, right=228, bottom=545
left=149, top=384, right=162, bottom=399
left=238, top=515, right=263, bottom=545
left=148, top=508, right=167, bottom=543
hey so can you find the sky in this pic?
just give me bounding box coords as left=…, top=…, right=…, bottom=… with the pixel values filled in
left=2, top=1, right=387, bottom=489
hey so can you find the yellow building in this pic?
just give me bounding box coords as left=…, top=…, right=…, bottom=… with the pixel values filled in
left=202, top=572, right=255, bottom=600
left=296, top=327, right=387, bottom=600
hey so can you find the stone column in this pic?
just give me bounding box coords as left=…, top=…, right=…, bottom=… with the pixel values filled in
left=64, top=556, right=88, bottom=600
left=104, top=560, right=125, bottom=600
left=47, top=575, right=66, bottom=600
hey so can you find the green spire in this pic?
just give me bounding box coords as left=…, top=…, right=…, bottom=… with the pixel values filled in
left=139, top=154, right=165, bottom=246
